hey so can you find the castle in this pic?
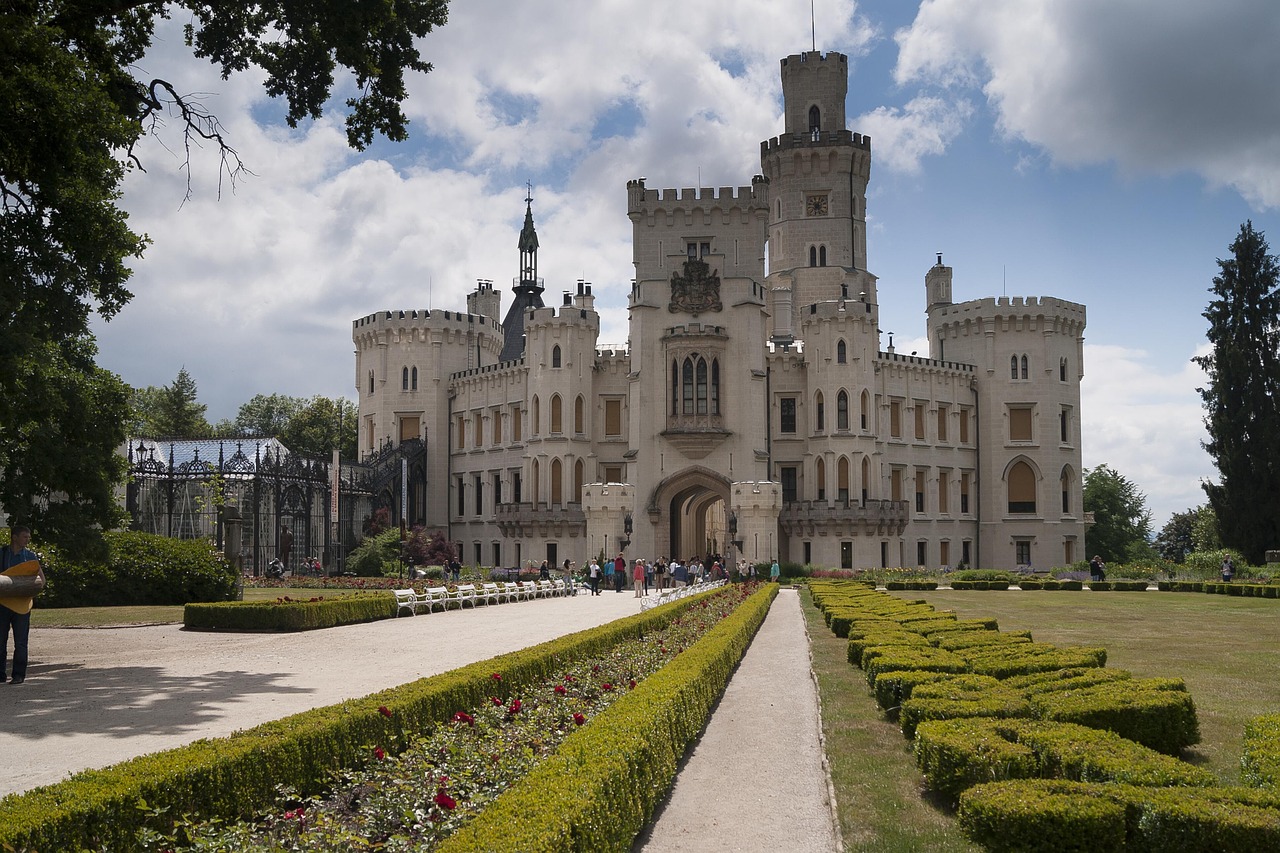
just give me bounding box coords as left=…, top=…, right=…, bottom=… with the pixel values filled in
left=352, top=50, right=1087, bottom=572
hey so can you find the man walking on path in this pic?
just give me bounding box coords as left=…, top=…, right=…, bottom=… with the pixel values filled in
left=1, top=526, right=44, bottom=685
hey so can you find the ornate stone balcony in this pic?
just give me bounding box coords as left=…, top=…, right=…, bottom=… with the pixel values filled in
left=495, top=502, right=587, bottom=538
left=777, top=499, right=909, bottom=538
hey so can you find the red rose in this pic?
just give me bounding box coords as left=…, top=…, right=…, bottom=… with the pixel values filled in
left=629, top=679, right=637, bottom=689
left=452, top=711, right=475, bottom=726
left=573, top=713, right=586, bottom=726
left=434, top=789, right=457, bottom=810
left=602, top=682, right=614, bottom=691
left=374, top=746, right=386, bottom=760
left=491, top=696, right=503, bottom=706
left=378, top=705, right=393, bottom=718
left=507, top=698, right=522, bottom=715
left=554, top=685, right=567, bottom=695
left=491, top=672, right=502, bottom=681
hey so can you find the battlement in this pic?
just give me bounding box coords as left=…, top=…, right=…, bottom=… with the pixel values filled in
left=662, top=323, right=729, bottom=340
left=352, top=309, right=502, bottom=336
left=761, top=130, right=871, bottom=156
left=932, top=295, right=1088, bottom=326
left=802, top=299, right=875, bottom=321
left=626, top=178, right=767, bottom=215
left=525, top=304, right=601, bottom=324
left=780, top=50, right=847, bottom=69
left=594, top=345, right=631, bottom=359
left=449, top=357, right=525, bottom=382
left=876, top=350, right=975, bottom=374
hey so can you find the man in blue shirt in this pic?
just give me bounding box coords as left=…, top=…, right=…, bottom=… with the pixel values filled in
left=1, top=526, right=44, bottom=685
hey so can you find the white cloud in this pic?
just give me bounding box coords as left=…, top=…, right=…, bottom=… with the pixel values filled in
left=854, top=96, right=972, bottom=174
left=893, top=0, right=1280, bottom=207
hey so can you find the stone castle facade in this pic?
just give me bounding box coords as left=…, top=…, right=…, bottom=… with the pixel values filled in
left=352, top=50, right=1088, bottom=572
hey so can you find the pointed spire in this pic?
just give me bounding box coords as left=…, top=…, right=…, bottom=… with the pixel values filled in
left=518, top=183, right=540, bottom=287
left=501, top=186, right=546, bottom=361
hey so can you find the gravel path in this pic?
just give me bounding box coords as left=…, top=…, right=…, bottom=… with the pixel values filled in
left=637, top=588, right=840, bottom=852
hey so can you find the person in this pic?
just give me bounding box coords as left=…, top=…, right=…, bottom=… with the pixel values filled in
left=588, top=558, right=601, bottom=595
left=633, top=558, right=646, bottom=597
left=1221, top=555, right=1234, bottom=583
left=653, top=557, right=667, bottom=591
left=1, top=526, right=44, bottom=685
left=671, top=559, right=687, bottom=588
left=562, top=558, right=574, bottom=594
left=449, top=557, right=462, bottom=582
left=613, top=552, right=626, bottom=593
left=1089, top=555, right=1106, bottom=582
left=770, top=558, right=781, bottom=583
left=643, top=559, right=652, bottom=595
left=539, top=559, right=550, bottom=581
left=278, top=524, right=294, bottom=570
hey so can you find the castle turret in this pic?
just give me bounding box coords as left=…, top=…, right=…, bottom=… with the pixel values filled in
left=500, top=195, right=547, bottom=362
left=467, top=279, right=501, bottom=323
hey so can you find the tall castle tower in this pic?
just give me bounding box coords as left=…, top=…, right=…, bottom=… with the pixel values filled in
left=761, top=51, right=877, bottom=341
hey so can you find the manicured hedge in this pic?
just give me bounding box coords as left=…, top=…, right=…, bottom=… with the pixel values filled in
left=915, top=718, right=1216, bottom=800
left=1243, top=714, right=1280, bottom=789
left=846, top=630, right=930, bottom=666
left=0, top=587, right=744, bottom=851
left=184, top=592, right=394, bottom=631
left=959, top=779, right=1280, bottom=852
left=1028, top=678, right=1200, bottom=756
left=957, top=643, right=1107, bottom=679
left=435, top=584, right=778, bottom=852
left=899, top=675, right=1032, bottom=740
left=42, top=530, right=238, bottom=607
left=862, top=645, right=968, bottom=688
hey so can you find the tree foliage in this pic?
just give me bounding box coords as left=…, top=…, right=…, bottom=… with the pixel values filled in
left=280, top=396, right=358, bottom=459
left=1193, top=221, right=1280, bottom=565
left=1083, top=464, right=1154, bottom=563
left=2, top=1, right=448, bottom=550
left=1153, top=505, right=1220, bottom=563
left=128, top=368, right=210, bottom=438
left=231, top=393, right=307, bottom=438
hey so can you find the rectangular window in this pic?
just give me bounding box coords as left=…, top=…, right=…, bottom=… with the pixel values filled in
left=880, top=541, right=888, bottom=568
left=474, top=413, right=483, bottom=447
left=962, top=540, right=972, bottom=566
left=781, top=466, right=798, bottom=503
left=937, top=405, right=948, bottom=441
left=961, top=472, right=971, bottom=514
left=1010, top=406, right=1033, bottom=441
left=474, top=542, right=482, bottom=567
left=456, top=478, right=465, bottom=516
left=890, top=400, right=902, bottom=438
left=493, top=410, right=502, bottom=445
left=512, top=471, right=522, bottom=503
left=914, top=403, right=926, bottom=440
left=399, top=416, right=419, bottom=443
left=917, top=541, right=927, bottom=567
left=604, top=398, right=622, bottom=436
left=455, top=416, right=465, bottom=450
left=816, top=398, right=825, bottom=431
left=493, top=474, right=502, bottom=506
left=940, top=540, right=951, bottom=568
left=1064, top=539, right=1075, bottom=564
left=1060, top=406, right=1070, bottom=443
left=512, top=407, right=523, bottom=441
left=1016, top=540, right=1032, bottom=566
left=474, top=475, right=483, bottom=515
left=915, top=470, right=926, bottom=513
left=938, top=470, right=950, bottom=514
left=493, top=542, right=501, bottom=567
left=780, top=397, right=797, bottom=434
left=891, top=468, right=903, bottom=502
left=959, top=408, right=970, bottom=444
left=841, top=541, right=853, bottom=570
left=803, top=541, right=812, bottom=565
left=605, top=465, right=623, bottom=483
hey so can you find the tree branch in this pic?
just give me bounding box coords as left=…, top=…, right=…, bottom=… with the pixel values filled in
left=135, top=78, right=253, bottom=203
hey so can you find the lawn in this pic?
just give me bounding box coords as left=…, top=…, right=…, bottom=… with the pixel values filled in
left=30, top=586, right=375, bottom=628
left=803, top=586, right=1280, bottom=850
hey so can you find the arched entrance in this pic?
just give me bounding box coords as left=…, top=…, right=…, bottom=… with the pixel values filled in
left=649, top=466, right=730, bottom=560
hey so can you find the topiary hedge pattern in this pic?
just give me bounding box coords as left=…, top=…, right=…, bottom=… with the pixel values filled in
left=1243, top=714, right=1280, bottom=789
left=184, top=592, right=394, bottom=631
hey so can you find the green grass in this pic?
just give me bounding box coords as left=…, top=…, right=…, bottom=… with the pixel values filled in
left=803, top=590, right=979, bottom=852
left=885, top=589, right=1280, bottom=784
left=30, top=587, right=373, bottom=628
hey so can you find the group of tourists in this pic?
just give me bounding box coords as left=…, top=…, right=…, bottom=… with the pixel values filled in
left=574, top=553, right=782, bottom=597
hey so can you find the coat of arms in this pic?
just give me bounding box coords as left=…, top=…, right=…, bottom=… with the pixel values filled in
left=669, top=258, right=722, bottom=316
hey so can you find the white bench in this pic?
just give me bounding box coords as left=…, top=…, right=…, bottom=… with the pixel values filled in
left=451, top=583, right=478, bottom=609
left=480, top=582, right=502, bottom=605
left=394, top=588, right=418, bottom=616
left=538, top=579, right=558, bottom=598
left=419, top=585, right=449, bottom=613
left=500, top=581, right=522, bottom=603
left=553, top=578, right=568, bottom=596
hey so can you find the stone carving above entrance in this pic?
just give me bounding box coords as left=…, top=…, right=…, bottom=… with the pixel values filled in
left=669, top=258, right=722, bottom=316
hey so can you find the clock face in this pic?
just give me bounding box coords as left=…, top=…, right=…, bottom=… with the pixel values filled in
left=806, top=194, right=828, bottom=216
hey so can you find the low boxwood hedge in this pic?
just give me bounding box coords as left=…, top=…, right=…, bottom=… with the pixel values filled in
left=0, top=587, right=745, bottom=851
left=862, top=645, right=968, bottom=688
left=1243, top=714, right=1280, bottom=789
left=958, top=643, right=1107, bottom=680
left=1028, top=678, right=1200, bottom=756
left=899, top=675, right=1032, bottom=740
left=958, top=779, right=1280, bottom=852
left=184, top=592, right=394, bottom=631
left=847, top=630, right=930, bottom=666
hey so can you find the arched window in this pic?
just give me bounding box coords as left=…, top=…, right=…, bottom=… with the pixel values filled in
left=574, top=395, right=584, bottom=433
left=402, top=366, right=409, bottom=390
left=1021, top=355, right=1029, bottom=379
left=860, top=390, right=870, bottom=430
left=816, top=457, right=826, bottom=500
left=696, top=357, right=708, bottom=413
left=368, top=370, right=374, bottom=394
left=837, top=339, right=847, bottom=363
left=1060, top=467, right=1072, bottom=514
left=552, top=345, right=562, bottom=368
left=1011, top=355, right=1019, bottom=379
left=711, top=359, right=721, bottom=414
left=574, top=459, right=585, bottom=503
left=819, top=245, right=827, bottom=266
left=837, top=390, right=849, bottom=430
left=1008, top=461, right=1037, bottom=514
left=531, top=396, right=540, bottom=435
left=411, top=366, right=418, bottom=390
left=809, top=245, right=818, bottom=267
left=1060, top=357, right=1068, bottom=382
left=531, top=458, right=541, bottom=504
left=776, top=199, right=781, bottom=220
left=682, top=357, right=695, bottom=413
left=861, top=456, right=870, bottom=504
left=838, top=456, right=850, bottom=502
left=671, top=360, right=679, bottom=415
left=550, top=393, right=563, bottom=434
left=551, top=458, right=563, bottom=505
left=808, top=104, right=821, bottom=137
left=815, top=391, right=825, bottom=431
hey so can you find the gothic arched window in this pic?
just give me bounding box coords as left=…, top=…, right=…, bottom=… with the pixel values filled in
left=1021, top=354, right=1029, bottom=379
left=402, top=366, right=409, bottom=390
left=552, top=345, right=562, bottom=368
left=809, top=245, right=818, bottom=267
left=411, top=366, right=418, bottom=390
left=837, top=339, right=847, bottom=363
left=1011, top=355, right=1019, bottom=379
left=819, top=245, right=827, bottom=266
left=808, top=105, right=821, bottom=137
left=837, top=390, right=849, bottom=431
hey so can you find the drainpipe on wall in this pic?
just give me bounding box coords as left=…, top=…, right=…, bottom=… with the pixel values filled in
left=972, top=381, right=981, bottom=569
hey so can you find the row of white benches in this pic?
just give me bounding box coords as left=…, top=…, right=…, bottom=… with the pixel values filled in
left=394, top=579, right=573, bottom=616
left=639, top=578, right=727, bottom=611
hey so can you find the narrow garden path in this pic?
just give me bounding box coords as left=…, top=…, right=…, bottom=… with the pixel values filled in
left=637, top=588, right=841, bottom=852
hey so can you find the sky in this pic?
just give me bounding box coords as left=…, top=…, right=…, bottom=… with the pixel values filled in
left=89, top=0, right=1280, bottom=531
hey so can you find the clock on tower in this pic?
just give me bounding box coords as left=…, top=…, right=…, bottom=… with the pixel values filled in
left=806, top=194, right=828, bottom=216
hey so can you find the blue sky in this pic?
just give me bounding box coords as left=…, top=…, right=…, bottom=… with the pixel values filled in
left=90, top=0, right=1280, bottom=530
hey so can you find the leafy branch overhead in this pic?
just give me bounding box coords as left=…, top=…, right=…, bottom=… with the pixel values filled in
left=0, top=1, right=449, bottom=552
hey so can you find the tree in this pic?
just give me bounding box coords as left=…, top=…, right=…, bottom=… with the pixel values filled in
left=1193, top=221, right=1280, bottom=565
left=1083, top=464, right=1154, bottom=563
left=280, top=396, right=358, bottom=459
left=2, top=2, right=448, bottom=549
left=1153, top=509, right=1197, bottom=563
left=232, top=394, right=307, bottom=437
left=154, top=368, right=210, bottom=438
